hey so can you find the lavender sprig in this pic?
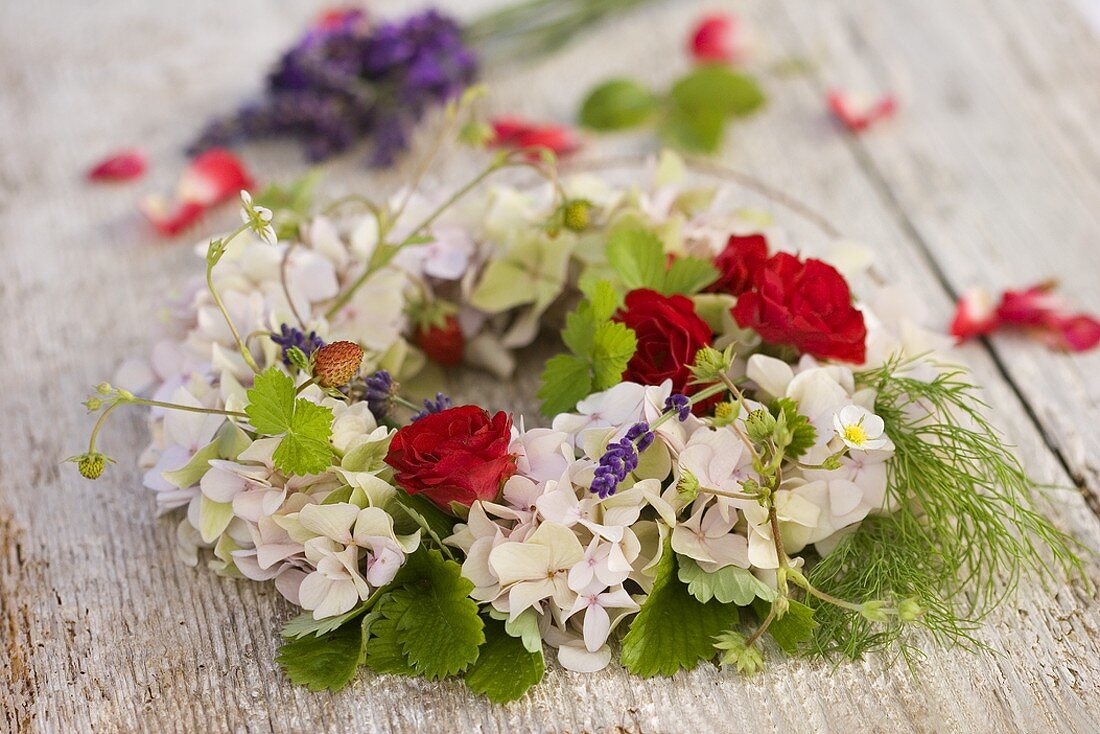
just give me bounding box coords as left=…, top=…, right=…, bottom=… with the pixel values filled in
left=413, top=392, right=453, bottom=421
left=270, top=324, right=324, bottom=367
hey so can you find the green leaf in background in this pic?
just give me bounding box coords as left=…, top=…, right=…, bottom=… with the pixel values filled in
left=389, top=491, right=458, bottom=557
left=677, top=556, right=777, bottom=606
left=465, top=617, right=546, bottom=703
left=245, top=367, right=335, bottom=475
left=621, top=539, right=740, bottom=677
left=663, top=256, right=720, bottom=296
left=605, top=228, right=666, bottom=291
left=753, top=598, right=818, bottom=654
left=277, top=615, right=365, bottom=691
left=579, top=78, right=662, bottom=130
left=538, top=353, right=594, bottom=417
left=660, top=67, right=766, bottom=153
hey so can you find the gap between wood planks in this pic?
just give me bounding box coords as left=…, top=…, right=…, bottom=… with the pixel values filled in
left=772, top=0, right=1100, bottom=520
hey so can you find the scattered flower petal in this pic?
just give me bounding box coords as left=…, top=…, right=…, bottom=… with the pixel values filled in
left=827, top=89, right=897, bottom=133
left=179, top=149, right=255, bottom=206
left=949, top=286, right=999, bottom=339
left=139, top=197, right=206, bottom=237
left=490, top=116, right=581, bottom=159
left=951, top=280, right=1100, bottom=353
left=87, top=149, right=147, bottom=182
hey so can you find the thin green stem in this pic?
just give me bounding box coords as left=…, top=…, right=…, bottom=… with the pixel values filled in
left=206, top=224, right=261, bottom=374
left=295, top=377, right=318, bottom=395
left=126, top=397, right=246, bottom=419
left=87, top=402, right=122, bottom=454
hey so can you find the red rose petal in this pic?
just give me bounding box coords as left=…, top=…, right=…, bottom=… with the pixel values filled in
left=1052, top=314, right=1100, bottom=352
left=139, top=197, right=207, bottom=237
left=950, top=287, right=1000, bottom=341
left=87, top=149, right=147, bottom=182
left=827, top=90, right=897, bottom=133
left=689, top=12, right=744, bottom=64
left=995, top=280, right=1066, bottom=327
left=178, top=148, right=255, bottom=206
left=489, top=116, right=580, bottom=159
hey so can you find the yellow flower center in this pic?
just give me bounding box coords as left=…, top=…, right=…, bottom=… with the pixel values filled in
left=843, top=424, right=868, bottom=445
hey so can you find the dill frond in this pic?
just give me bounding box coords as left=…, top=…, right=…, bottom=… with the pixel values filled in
left=804, top=355, right=1086, bottom=663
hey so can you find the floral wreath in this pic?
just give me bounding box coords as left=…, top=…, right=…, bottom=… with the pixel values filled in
left=72, top=150, right=1082, bottom=701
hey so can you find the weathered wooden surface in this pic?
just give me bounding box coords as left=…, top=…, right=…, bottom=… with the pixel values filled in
left=3, top=0, right=1100, bottom=732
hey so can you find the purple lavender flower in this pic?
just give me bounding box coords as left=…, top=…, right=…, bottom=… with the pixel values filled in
left=413, top=392, right=453, bottom=421
left=364, top=370, right=395, bottom=419
left=270, top=324, right=324, bottom=366
left=591, top=422, right=654, bottom=498
left=664, top=393, right=691, bottom=422
left=190, top=9, right=477, bottom=167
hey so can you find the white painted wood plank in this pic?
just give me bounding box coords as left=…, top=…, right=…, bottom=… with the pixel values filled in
left=2, top=1, right=1099, bottom=732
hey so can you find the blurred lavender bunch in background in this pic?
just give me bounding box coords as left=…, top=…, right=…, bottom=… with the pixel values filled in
left=190, top=8, right=477, bottom=167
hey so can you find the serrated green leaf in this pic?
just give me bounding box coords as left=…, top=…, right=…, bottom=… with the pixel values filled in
left=465, top=617, right=545, bottom=704
left=245, top=368, right=296, bottom=435
left=579, top=78, right=661, bottom=131
left=363, top=595, right=418, bottom=676
left=606, top=229, right=667, bottom=291
left=246, top=368, right=335, bottom=475
left=753, top=598, right=818, bottom=653
left=677, top=556, right=777, bottom=605
left=621, top=538, right=740, bottom=677
left=590, top=321, right=637, bottom=390
left=277, top=616, right=365, bottom=691
left=770, top=398, right=817, bottom=460
left=663, top=256, right=720, bottom=296
left=374, top=548, right=484, bottom=679
left=584, top=279, right=622, bottom=322
left=538, top=353, right=594, bottom=416
left=561, top=307, right=599, bottom=357
left=281, top=587, right=385, bottom=640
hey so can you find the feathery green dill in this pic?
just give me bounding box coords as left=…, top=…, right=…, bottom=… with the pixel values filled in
left=805, top=356, right=1085, bottom=664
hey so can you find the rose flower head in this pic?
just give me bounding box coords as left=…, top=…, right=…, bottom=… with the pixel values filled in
left=707, top=233, right=769, bottom=297
left=615, top=288, right=714, bottom=399
left=384, top=405, right=516, bottom=513
left=732, top=252, right=867, bottom=363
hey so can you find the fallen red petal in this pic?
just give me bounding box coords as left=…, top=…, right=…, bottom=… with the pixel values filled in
left=139, top=197, right=207, bottom=237
left=689, top=12, right=744, bottom=64
left=950, top=287, right=1000, bottom=340
left=489, top=116, right=580, bottom=159
left=827, top=89, right=897, bottom=132
left=995, top=280, right=1066, bottom=326
left=87, top=149, right=147, bottom=182
left=1050, top=313, right=1100, bottom=352
left=178, top=148, right=255, bottom=206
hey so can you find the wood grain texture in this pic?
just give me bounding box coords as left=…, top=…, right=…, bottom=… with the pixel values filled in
left=2, top=0, right=1100, bottom=732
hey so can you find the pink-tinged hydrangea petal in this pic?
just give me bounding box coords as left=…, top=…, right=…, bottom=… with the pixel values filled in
left=87, top=149, right=147, bottom=182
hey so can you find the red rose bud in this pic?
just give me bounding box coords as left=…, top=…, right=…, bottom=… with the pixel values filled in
left=414, top=314, right=465, bottom=366
left=615, top=289, right=714, bottom=404
left=312, top=340, right=364, bottom=388
left=689, top=12, right=745, bottom=64
left=489, top=116, right=580, bottom=159
left=87, top=149, right=147, bottom=182
left=385, top=406, right=516, bottom=511
left=732, top=252, right=867, bottom=363
left=707, top=233, right=769, bottom=297
left=827, top=89, right=897, bottom=133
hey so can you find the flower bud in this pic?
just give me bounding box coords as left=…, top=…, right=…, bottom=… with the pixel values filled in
left=898, top=597, right=924, bottom=623
left=676, top=469, right=701, bottom=503
left=689, top=345, right=734, bottom=383
left=96, top=382, right=113, bottom=395
left=859, top=600, right=889, bottom=623
left=562, top=200, right=592, bottom=232
left=84, top=397, right=103, bottom=412
left=821, top=452, right=844, bottom=471
left=745, top=409, right=776, bottom=443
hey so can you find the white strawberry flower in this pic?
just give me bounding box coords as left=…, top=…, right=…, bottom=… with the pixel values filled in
left=833, top=405, right=894, bottom=452
left=239, top=190, right=277, bottom=246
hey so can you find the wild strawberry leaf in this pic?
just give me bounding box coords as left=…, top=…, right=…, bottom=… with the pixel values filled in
left=465, top=617, right=545, bottom=703
left=246, top=367, right=335, bottom=475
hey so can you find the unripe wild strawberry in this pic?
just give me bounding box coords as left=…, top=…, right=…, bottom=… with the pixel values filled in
left=312, top=341, right=364, bottom=388
left=563, top=200, right=592, bottom=232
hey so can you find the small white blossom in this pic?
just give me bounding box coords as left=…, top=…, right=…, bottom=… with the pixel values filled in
left=833, top=405, right=894, bottom=452
left=239, top=190, right=277, bottom=246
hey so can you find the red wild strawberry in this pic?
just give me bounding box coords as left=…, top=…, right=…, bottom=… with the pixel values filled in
left=312, top=340, right=364, bottom=388
left=415, top=315, right=464, bottom=366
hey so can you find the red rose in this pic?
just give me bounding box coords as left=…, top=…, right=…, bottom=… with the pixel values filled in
left=732, top=252, right=867, bottom=363
left=707, top=233, right=769, bottom=296
left=615, top=289, right=713, bottom=396
left=385, top=406, right=516, bottom=512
